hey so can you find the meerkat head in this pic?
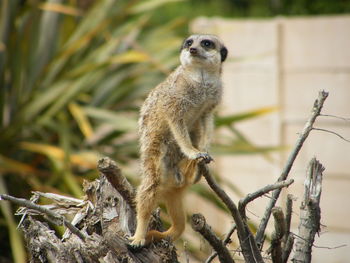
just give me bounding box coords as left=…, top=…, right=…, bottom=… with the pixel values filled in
left=180, top=34, right=228, bottom=71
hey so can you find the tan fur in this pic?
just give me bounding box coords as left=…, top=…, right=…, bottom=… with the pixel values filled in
left=129, top=35, right=227, bottom=247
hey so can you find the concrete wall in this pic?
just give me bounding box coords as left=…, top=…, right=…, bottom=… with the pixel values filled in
left=190, top=15, right=350, bottom=262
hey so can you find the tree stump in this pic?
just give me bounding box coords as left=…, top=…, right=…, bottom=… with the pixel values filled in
left=292, top=158, right=324, bottom=263
left=18, top=157, right=179, bottom=263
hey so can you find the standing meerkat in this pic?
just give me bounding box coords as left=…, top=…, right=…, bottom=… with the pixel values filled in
left=129, top=34, right=228, bottom=247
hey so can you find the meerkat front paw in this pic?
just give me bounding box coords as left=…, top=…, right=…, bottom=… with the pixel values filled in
left=195, top=152, right=213, bottom=164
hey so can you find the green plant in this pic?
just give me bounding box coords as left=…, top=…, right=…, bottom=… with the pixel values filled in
left=0, top=0, right=184, bottom=261
left=0, top=0, right=279, bottom=261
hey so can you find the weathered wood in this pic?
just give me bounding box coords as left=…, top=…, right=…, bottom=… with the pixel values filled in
left=191, top=213, right=234, bottom=263
left=292, top=158, right=324, bottom=263
left=282, top=195, right=295, bottom=263
left=282, top=233, right=294, bottom=263
left=97, top=157, right=136, bottom=209
left=17, top=157, right=179, bottom=263
left=268, top=207, right=285, bottom=263
left=198, top=162, right=264, bottom=263
left=256, top=91, right=328, bottom=247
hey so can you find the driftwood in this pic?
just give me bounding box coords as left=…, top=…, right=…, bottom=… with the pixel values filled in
left=0, top=90, right=334, bottom=263
left=292, top=158, right=324, bottom=263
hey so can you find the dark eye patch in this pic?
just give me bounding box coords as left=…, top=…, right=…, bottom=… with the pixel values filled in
left=184, top=39, right=193, bottom=48
left=201, top=39, right=215, bottom=49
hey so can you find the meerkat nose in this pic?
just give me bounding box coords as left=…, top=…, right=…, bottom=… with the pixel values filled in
left=189, top=47, right=198, bottom=55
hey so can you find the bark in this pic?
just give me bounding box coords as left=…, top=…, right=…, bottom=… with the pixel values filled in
left=256, top=90, right=328, bottom=247
left=191, top=213, right=234, bottom=263
left=282, top=195, right=295, bottom=263
left=292, top=158, right=324, bottom=263
left=269, top=207, right=285, bottom=263
left=198, top=162, right=264, bottom=263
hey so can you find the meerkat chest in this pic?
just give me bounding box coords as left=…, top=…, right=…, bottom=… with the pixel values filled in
left=188, top=78, right=222, bottom=106
left=187, top=68, right=221, bottom=100
left=181, top=82, right=221, bottom=125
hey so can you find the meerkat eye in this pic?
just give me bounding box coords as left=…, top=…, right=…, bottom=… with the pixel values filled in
left=201, top=40, right=215, bottom=49
left=184, top=39, right=193, bottom=48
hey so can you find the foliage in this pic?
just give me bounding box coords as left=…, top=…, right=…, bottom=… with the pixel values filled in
left=1, top=0, right=183, bottom=193
left=0, top=0, right=183, bottom=261
left=154, top=0, right=350, bottom=21
left=0, top=0, right=282, bottom=262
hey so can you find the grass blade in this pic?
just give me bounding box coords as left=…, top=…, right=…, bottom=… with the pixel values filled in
left=68, top=103, right=94, bottom=139
left=216, top=106, right=277, bottom=127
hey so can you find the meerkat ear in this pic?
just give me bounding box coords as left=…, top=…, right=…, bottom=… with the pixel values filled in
left=220, top=46, right=228, bottom=62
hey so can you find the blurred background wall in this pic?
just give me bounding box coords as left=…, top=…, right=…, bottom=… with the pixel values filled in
left=191, top=15, right=350, bottom=262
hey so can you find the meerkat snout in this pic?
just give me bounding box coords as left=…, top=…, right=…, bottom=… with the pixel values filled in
left=189, top=47, right=198, bottom=55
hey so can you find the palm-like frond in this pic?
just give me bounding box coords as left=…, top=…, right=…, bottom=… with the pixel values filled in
left=0, top=1, right=280, bottom=261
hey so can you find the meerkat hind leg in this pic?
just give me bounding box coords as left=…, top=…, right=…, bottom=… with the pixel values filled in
left=129, top=183, right=159, bottom=248
left=145, top=189, right=185, bottom=243
left=164, top=189, right=185, bottom=240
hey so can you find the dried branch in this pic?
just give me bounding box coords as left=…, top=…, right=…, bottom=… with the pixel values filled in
left=198, top=163, right=264, bottom=263
left=312, top=128, right=350, bottom=143
left=191, top=213, right=235, bottom=263
left=0, top=194, right=86, bottom=240
left=238, top=179, right=294, bottom=219
left=97, top=157, right=136, bottom=209
left=312, top=244, right=347, bottom=250
left=319, top=114, right=350, bottom=122
left=255, top=90, right=329, bottom=247
left=204, top=179, right=294, bottom=263
left=268, top=207, right=286, bottom=263
left=284, top=194, right=294, bottom=240
left=281, top=194, right=295, bottom=263
left=206, top=224, right=237, bottom=263
left=282, top=233, right=294, bottom=263
left=292, top=158, right=324, bottom=263
left=272, top=207, right=286, bottom=242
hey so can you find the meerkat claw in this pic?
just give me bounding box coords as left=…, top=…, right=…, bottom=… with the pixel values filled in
left=195, top=152, right=213, bottom=164
left=127, top=238, right=146, bottom=251
left=127, top=243, right=145, bottom=251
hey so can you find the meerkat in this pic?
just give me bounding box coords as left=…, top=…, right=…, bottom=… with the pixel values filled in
left=129, top=34, right=228, bottom=247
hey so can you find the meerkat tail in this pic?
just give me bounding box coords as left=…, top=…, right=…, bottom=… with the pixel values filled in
left=181, top=159, right=200, bottom=183
left=145, top=190, right=186, bottom=243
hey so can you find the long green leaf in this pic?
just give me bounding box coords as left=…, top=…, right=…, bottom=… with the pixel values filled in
left=216, top=106, right=277, bottom=127
left=83, top=107, right=138, bottom=131
left=213, top=143, right=283, bottom=155
left=130, top=0, right=184, bottom=14
left=38, top=71, right=103, bottom=124
left=29, top=0, right=63, bottom=89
